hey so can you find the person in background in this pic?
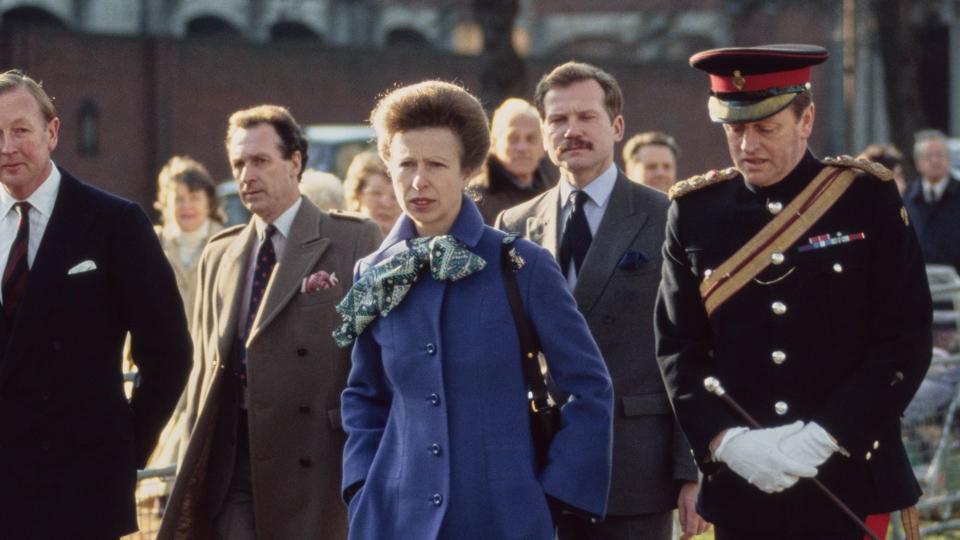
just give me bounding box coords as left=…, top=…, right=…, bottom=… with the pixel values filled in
left=301, top=168, right=347, bottom=211
left=135, top=155, right=226, bottom=507
left=343, top=150, right=401, bottom=236
left=858, top=143, right=906, bottom=195
left=0, top=69, right=191, bottom=539
left=158, top=104, right=381, bottom=540
left=903, top=129, right=960, bottom=271
left=622, top=131, right=680, bottom=193
left=469, top=98, right=553, bottom=224
left=339, top=80, right=613, bottom=540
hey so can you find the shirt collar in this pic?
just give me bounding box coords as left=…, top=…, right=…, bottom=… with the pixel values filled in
left=254, top=196, right=302, bottom=241
left=558, top=162, right=618, bottom=208
left=923, top=176, right=950, bottom=199
left=0, top=160, right=61, bottom=220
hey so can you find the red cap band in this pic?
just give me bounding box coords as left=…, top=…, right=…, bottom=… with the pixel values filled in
left=709, top=67, right=811, bottom=93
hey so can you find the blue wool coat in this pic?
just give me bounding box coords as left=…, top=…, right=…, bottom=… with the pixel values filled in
left=341, top=196, right=613, bottom=540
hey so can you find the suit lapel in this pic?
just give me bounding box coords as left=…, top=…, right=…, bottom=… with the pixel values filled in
left=247, top=199, right=329, bottom=345
left=526, top=187, right=561, bottom=257
left=573, top=174, right=649, bottom=315
left=1, top=174, right=93, bottom=387
left=215, top=222, right=255, bottom=356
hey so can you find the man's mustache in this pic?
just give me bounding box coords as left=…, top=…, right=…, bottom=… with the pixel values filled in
left=559, top=139, right=592, bottom=152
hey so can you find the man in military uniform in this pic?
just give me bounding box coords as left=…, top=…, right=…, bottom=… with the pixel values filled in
left=655, top=44, right=931, bottom=539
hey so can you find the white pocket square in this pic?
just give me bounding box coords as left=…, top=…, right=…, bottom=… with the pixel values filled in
left=67, top=260, right=97, bottom=275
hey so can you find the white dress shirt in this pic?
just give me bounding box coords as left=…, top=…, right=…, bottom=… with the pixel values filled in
left=557, top=162, right=618, bottom=289
left=237, top=197, right=302, bottom=336
left=0, top=162, right=61, bottom=302
left=922, top=176, right=950, bottom=204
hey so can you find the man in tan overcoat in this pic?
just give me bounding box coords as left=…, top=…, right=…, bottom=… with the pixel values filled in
left=158, top=105, right=381, bottom=540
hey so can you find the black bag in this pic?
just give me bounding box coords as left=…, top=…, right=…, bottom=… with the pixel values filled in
left=500, top=236, right=561, bottom=468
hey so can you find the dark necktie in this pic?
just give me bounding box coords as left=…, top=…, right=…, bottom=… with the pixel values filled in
left=558, top=190, right=592, bottom=276
left=238, top=224, right=277, bottom=384
left=3, top=202, right=31, bottom=322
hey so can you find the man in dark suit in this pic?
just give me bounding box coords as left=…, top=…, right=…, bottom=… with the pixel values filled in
left=0, top=70, right=192, bottom=538
left=159, top=105, right=381, bottom=540
left=496, top=61, right=706, bottom=540
left=903, top=129, right=960, bottom=271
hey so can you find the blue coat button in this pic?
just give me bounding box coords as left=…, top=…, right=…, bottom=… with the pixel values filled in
left=426, top=393, right=441, bottom=406
left=431, top=493, right=443, bottom=506
left=425, top=343, right=437, bottom=355
left=429, top=443, right=442, bottom=456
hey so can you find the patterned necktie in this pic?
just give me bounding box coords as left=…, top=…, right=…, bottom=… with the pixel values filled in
left=239, top=224, right=277, bottom=384
left=558, top=190, right=592, bottom=276
left=3, top=202, right=31, bottom=322
left=333, top=235, right=486, bottom=347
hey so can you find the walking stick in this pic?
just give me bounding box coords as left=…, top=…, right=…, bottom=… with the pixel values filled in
left=703, top=377, right=879, bottom=540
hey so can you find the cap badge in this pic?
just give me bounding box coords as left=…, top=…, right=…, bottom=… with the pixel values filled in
left=732, top=70, right=746, bottom=91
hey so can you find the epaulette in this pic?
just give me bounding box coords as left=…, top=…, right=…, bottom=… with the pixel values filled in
left=328, top=209, right=367, bottom=222
left=668, top=167, right=740, bottom=200
left=822, top=155, right=893, bottom=181
left=208, top=223, right=246, bottom=242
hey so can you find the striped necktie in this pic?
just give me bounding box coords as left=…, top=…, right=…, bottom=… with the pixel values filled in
left=3, top=202, right=31, bottom=322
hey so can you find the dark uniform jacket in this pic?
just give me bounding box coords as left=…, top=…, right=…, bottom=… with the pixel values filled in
left=469, top=155, right=553, bottom=225
left=656, top=152, right=932, bottom=533
left=903, top=174, right=960, bottom=272
left=0, top=170, right=192, bottom=538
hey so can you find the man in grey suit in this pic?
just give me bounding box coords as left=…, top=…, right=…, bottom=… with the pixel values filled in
left=496, top=62, right=708, bottom=539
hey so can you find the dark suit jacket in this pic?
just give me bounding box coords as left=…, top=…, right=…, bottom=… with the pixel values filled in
left=903, top=175, right=960, bottom=271
left=0, top=169, right=192, bottom=538
left=496, top=172, right=698, bottom=516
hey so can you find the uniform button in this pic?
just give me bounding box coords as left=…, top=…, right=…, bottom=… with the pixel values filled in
left=426, top=393, right=441, bottom=406
left=704, top=269, right=713, bottom=279
left=771, top=301, right=787, bottom=315
left=297, top=347, right=308, bottom=357
left=425, top=343, right=437, bottom=355
left=865, top=451, right=872, bottom=461
left=832, top=263, right=843, bottom=274
left=430, top=493, right=443, bottom=506
left=774, top=401, right=789, bottom=415
left=299, top=404, right=311, bottom=414
left=52, top=341, right=62, bottom=352
left=771, top=252, right=785, bottom=265
left=429, top=443, right=442, bottom=456
left=771, top=350, right=787, bottom=365
left=300, top=456, right=312, bottom=467
left=767, top=201, right=783, bottom=215
left=873, top=440, right=879, bottom=450
left=40, top=391, right=51, bottom=401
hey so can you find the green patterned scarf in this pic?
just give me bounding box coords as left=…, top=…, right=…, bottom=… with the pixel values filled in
left=333, top=235, right=486, bottom=347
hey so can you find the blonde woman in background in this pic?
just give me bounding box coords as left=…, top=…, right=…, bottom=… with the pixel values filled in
left=343, top=150, right=401, bottom=235
left=137, top=156, right=225, bottom=508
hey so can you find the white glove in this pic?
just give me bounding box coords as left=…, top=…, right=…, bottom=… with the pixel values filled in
left=778, top=421, right=839, bottom=470
left=714, top=421, right=818, bottom=493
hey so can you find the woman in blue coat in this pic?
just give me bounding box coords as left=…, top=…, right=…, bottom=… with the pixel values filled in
left=335, top=80, right=614, bottom=540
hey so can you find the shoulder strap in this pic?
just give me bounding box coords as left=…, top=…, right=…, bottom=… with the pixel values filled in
left=699, top=166, right=859, bottom=317
left=499, top=237, right=550, bottom=401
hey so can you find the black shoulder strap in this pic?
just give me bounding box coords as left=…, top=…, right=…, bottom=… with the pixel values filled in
left=499, top=236, right=550, bottom=401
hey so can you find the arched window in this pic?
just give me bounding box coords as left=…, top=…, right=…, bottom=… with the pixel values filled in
left=186, top=16, right=242, bottom=39
left=1, top=7, right=67, bottom=31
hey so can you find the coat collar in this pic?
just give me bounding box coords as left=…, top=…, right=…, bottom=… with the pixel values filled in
left=248, top=197, right=329, bottom=345
left=380, top=194, right=485, bottom=250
